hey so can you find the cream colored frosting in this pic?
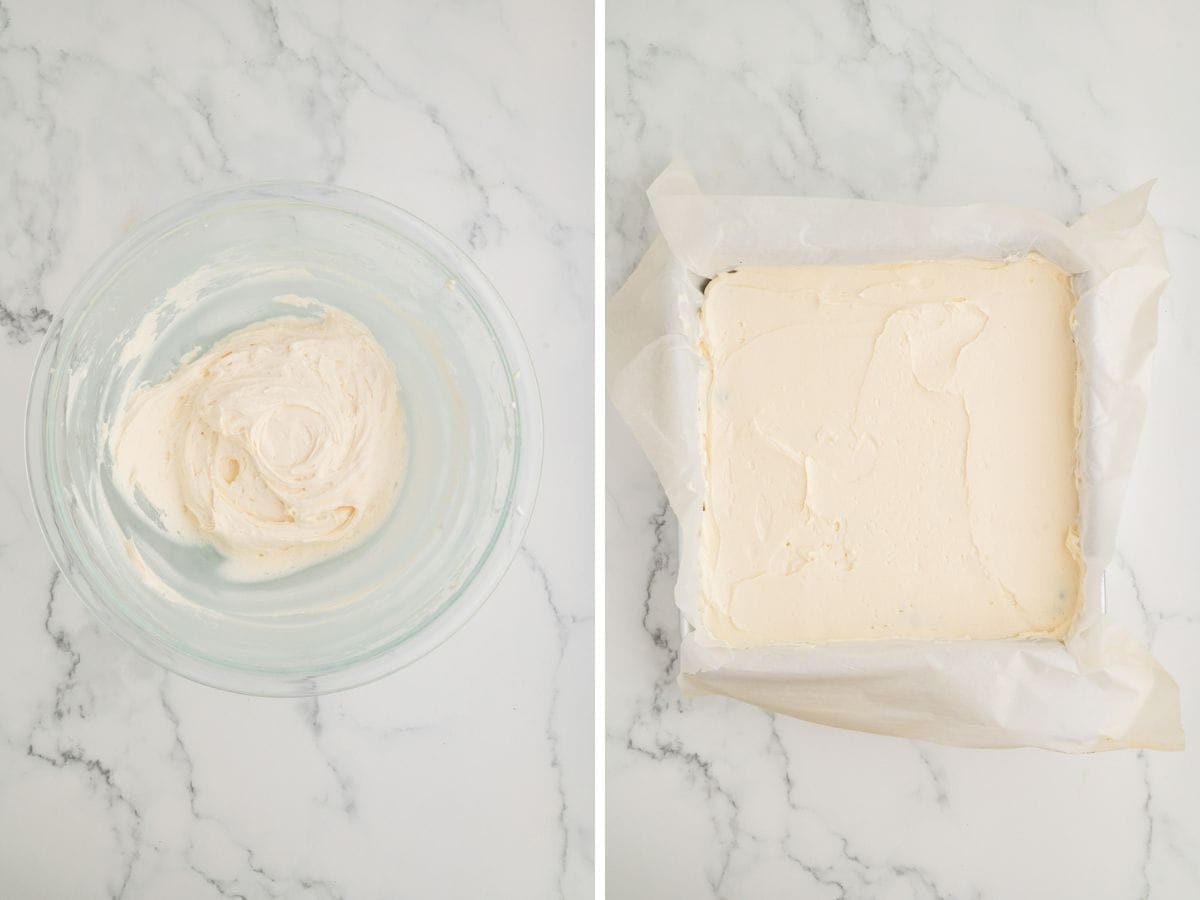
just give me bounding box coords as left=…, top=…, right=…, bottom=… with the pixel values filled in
left=699, top=255, right=1081, bottom=645
left=111, top=303, right=406, bottom=579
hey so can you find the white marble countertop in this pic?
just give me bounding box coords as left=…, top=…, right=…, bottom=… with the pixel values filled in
left=0, top=1, right=593, bottom=898
left=607, top=1, right=1200, bottom=897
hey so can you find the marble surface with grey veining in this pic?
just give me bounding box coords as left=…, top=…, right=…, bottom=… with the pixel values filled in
left=606, top=1, right=1200, bottom=897
left=0, top=1, right=593, bottom=897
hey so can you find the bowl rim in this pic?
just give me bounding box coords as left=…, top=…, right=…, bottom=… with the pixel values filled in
left=24, top=181, right=543, bottom=697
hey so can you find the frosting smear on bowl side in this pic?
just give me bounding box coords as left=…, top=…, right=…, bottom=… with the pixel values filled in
left=110, top=302, right=406, bottom=580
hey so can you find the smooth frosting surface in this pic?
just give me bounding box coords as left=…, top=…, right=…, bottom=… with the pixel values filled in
left=699, top=255, right=1081, bottom=645
left=111, top=303, right=406, bottom=579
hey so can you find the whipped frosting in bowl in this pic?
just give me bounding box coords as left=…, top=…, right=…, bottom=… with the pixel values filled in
left=26, top=184, right=541, bottom=696
left=111, top=303, right=407, bottom=580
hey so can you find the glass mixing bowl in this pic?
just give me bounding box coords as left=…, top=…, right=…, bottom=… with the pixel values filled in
left=26, top=183, right=541, bottom=696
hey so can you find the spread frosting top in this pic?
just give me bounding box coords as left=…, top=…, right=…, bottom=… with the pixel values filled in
left=699, top=255, right=1081, bottom=645
left=111, top=303, right=406, bottom=579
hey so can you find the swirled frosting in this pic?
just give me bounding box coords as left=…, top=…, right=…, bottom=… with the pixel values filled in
left=111, top=303, right=406, bottom=579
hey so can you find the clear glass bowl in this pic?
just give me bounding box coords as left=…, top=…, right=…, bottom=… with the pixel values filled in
left=26, top=183, right=541, bottom=696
